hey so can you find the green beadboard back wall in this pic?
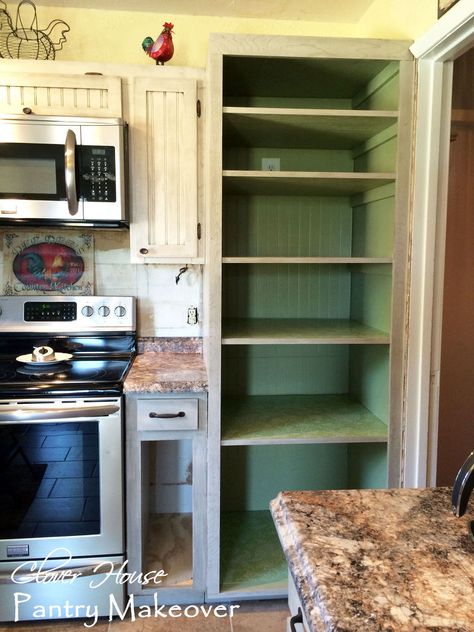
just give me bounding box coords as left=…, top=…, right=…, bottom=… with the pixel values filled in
left=219, top=57, right=398, bottom=511
left=221, top=444, right=349, bottom=512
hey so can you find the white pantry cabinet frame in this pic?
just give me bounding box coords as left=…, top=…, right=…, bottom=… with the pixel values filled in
left=404, top=0, right=474, bottom=487
left=204, top=33, right=414, bottom=602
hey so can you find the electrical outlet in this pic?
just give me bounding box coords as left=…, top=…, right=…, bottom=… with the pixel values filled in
left=262, top=157, right=280, bottom=171
left=187, top=307, right=198, bottom=325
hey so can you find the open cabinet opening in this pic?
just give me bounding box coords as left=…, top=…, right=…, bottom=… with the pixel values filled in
left=206, top=34, right=413, bottom=599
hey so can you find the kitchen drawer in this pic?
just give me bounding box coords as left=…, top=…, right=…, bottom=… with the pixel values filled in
left=137, top=398, right=198, bottom=431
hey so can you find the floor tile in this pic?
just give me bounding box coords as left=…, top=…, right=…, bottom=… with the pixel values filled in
left=0, top=603, right=287, bottom=632
left=49, top=477, right=99, bottom=498
left=44, top=461, right=96, bottom=478
left=107, top=608, right=233, bottom=631
left=43, top=432, right=97, bottom=448
left=0, top=620, right=109, bottom=632
left=66, top=446, right=99, bottom=461
left=83, top=496, right=100, bottom=520
left=23, top=447, right=70, bottom=463
left=230, top=600, right=289, bottom=631
left=35, top=477, right=56, bottom=498
left=18, top=434, right=47, bottom=448
left=24, top=497, right=85, bottom=522
left=34, top=520, right=100, bottom=536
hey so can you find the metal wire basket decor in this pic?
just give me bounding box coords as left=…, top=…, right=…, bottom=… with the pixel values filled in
left=0, top=0, right=70, bottom=60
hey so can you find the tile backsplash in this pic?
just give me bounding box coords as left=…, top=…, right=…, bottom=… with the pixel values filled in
left=0, top=230, right=202, bottom=337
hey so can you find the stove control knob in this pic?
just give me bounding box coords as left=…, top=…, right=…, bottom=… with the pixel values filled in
left=98, top=305, right=110, bottom=318
left=81, top=305, right=94, bottom=317
left=114, top=305, right=126, bottom=318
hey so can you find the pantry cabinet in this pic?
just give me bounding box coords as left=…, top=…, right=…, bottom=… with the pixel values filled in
left=125, top=392, right=207, bottom=605
left=205, top=34, right=414, bottom=600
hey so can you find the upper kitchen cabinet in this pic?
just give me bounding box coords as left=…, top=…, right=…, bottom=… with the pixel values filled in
left=0, top=71, right=122, bottom=117
left=129, top=73, right=205, bottom=263
left=205, top=34, right=414, bottom=601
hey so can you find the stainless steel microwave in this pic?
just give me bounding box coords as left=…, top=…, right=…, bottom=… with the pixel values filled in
left=0, top=114, right=127, bottom=227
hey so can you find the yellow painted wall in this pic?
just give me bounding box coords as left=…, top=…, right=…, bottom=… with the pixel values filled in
left=2, top=1, right=438, bottom=68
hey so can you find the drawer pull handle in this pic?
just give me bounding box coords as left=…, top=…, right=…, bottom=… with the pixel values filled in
left=290, top=608, right=304, bottom=632
left=149, top=411, right=186, bottom=419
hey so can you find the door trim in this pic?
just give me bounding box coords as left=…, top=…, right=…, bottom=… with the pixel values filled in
left=405, top=0, right=474, bottom=487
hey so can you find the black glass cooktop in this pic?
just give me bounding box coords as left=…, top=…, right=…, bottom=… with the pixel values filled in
left=0, top=333, right=135, bottom=397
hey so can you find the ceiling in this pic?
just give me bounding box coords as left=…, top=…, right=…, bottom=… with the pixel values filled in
left=31, top=0, right=376, bottom=22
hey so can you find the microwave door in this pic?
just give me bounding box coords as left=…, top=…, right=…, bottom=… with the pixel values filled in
left=0, top=123, right=84, bottom=221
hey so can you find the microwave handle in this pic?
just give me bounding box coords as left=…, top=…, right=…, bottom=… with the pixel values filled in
left=65, top=129, right=79, bottom=216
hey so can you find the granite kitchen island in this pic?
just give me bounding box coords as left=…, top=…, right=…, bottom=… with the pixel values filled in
left=271, top=488, right=474, bottom=631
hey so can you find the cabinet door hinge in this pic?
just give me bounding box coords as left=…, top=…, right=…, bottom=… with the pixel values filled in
left=197, top=222, right=202, bottom=240
left=197, top=99, right=201, bottom=117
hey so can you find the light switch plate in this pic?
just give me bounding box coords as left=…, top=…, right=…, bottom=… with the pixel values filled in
left=262, top=158, right=280, bottom=171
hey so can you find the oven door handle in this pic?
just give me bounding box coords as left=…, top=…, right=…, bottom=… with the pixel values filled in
left=0, top=404, right=120, bottom=422
left=0, top=561, right=123, bottom=584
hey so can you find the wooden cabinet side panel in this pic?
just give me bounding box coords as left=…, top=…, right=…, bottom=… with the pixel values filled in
left=388, top=59, right=416, bottom=487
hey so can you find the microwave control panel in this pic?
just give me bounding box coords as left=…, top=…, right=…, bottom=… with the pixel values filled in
left=80, top=146, right=117, bottom=202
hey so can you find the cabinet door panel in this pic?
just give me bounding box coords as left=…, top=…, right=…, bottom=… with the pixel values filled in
left=131, top=77, right=198, bottom=260
left=0, top=73, right=122, bottom=117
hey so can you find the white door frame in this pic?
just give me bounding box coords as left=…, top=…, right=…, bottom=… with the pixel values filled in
left=404, top=0, right=474, bottom=487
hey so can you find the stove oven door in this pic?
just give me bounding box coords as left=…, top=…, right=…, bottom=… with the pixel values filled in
left=0, top=397, right=124, bottom=562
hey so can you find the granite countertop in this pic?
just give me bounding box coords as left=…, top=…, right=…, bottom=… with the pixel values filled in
left=271, top=488, right=474, bottom=632
left=124, top=351, right=208, bottom=393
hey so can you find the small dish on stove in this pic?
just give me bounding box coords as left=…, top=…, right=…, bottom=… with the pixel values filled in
left=16, top=352, right=73, bottom=365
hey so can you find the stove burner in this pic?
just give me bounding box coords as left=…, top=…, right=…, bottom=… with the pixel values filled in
left=17, top=362, right=72, bottom=377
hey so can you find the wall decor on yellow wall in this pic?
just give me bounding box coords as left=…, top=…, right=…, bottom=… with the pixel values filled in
left=0, top=0, right=70, bottom=59
left=438, top=0, right=461, bottom=16
left=3, top=231, right=94, bottom=295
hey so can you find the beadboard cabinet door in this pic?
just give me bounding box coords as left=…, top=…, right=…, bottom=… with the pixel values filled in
left=0, top=72, right=122, bottom=117
left=130, top=77, right=199, bottom=262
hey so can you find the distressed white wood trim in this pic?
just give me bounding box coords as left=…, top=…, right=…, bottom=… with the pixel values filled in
left=425, top=65, right=454, bottom=486
left=404, top=61, right=449, bottom=488
left=404, top=2, right=474, bottom=488
left=410, top=0, right=474, bottom=61
left=209, top=33, right=413, bottom=60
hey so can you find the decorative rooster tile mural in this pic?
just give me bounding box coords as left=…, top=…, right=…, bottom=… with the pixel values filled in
left=2, top=231, right=94, bottom=295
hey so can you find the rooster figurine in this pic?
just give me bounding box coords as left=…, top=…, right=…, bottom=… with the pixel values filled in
left=142, top=22, right=174, bottom=65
